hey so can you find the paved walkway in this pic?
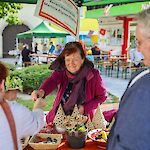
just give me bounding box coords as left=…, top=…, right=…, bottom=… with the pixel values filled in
left=0, top=58, right=16, bottom=64
left=101, top=75, right=129, bottom=99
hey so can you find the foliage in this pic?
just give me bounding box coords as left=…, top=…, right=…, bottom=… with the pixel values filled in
left=17, top=94, right=55, bottom=111
left=6, top=14, right=22, bottom=25
left=5, top=76, right=23, bottom=91
left=103, top=92, right=119, bottom=104
left=10, top=64, right=53, bottom=94
left=0, top=2, right=22, bottom=25
left=4, top=62, right=16, bottom=71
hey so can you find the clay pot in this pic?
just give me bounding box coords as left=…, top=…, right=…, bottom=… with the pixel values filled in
left=66, top=130, right=87, bottom=149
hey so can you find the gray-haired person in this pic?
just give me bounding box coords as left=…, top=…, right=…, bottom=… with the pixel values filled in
left=107, top=8, right=150, bottom=150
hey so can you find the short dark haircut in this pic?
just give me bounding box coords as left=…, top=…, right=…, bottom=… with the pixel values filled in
left=0, top=62, right=9, bottom=83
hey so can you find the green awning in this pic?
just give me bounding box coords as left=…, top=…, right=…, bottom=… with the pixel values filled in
left=86, top=1, right=150, bottom=18
left=83, top=0, right=150, bottom=6
left=1, top=0, right=150, bottom=6
left=0, top=0, right=37, bottom=4
left=17, top=21, right=69, bottom=39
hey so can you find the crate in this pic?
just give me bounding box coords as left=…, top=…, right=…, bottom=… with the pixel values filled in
left=29, top=133, right=62, bottom=150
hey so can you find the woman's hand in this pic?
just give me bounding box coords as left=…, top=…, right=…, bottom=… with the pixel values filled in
left=31, top=89, right=45, bottom=101
left=78, top=105, right=84, bottom=115
left=33, top=98, right=47, bottom=111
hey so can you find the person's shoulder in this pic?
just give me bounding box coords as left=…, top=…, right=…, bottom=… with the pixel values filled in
left=54, top=69, right=65, bottom=73
left=92, top=67, right=99, bottom=73
left=131, top=68, right=147, bottom=79
left=90, top=68, right=100, bottom=76
left=53, top=69, right=66, bottom=77
left=8, top=101, right=31, bottom=114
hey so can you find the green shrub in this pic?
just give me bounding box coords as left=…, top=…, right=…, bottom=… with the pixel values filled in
left=103, top=92, right=119, bottom=104
left=4, top=62, right=16, bottom=71
left=10, top=64, right=53, bottom=94
left=5, top=76, right=23, bottom=91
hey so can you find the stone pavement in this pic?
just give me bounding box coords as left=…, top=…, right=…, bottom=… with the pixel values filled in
left=101, top=75, right=129, bottom=99
left=0, top=58, right=16, bottom=64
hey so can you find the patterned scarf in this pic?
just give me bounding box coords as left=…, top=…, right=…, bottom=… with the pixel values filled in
left=63, top=65, right=92, bottom=115
left=49, top=55, right=94, bottom=114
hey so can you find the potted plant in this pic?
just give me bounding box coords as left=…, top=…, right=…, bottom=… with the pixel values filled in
left=53, top=104, right=88, bottom=148
left=66, top=123, right=87, bottom=149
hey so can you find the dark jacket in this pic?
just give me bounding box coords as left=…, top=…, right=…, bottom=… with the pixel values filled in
left=22, top=48, right=32, bottom=62
left=107, top=69, right=150, bottom=150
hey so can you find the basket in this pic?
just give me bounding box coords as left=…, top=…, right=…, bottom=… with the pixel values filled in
left=21, top=136, right=30, bottom=149
left=29, top=133, right=62, bottom=150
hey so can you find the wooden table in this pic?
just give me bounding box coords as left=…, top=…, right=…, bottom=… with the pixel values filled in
left=24, top=139, right=106, bottom=150
left=30, top=53, right=57, bottom=63
left=110, top=56, right=127, bottom=78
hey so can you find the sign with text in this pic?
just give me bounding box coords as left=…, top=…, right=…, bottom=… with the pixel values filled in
left=35, top=0, right=80, bottom=39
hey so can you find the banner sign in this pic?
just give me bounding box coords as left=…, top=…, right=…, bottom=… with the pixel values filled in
left=35, top=0, right=80, bottom=39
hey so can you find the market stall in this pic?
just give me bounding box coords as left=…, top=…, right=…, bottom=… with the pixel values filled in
left=22, top=104, right=114, bottom=150
left=16, top=21, right=69, bottom=51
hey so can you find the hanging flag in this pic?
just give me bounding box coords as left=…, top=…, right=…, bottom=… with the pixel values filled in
left=104, top=4, right=113, bottom=16
left=88, top=30, right=94, bottom=37
left=99, top=28, right=106, bottom=36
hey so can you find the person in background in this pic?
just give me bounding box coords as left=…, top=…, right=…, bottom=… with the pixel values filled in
left=129, top=46, right=144, bottom=68
left=21, top=44, right=33, bottom=66
left=42, top=43, right=48, bottom=54
left=0, top=62, right=47, bottom=150
left=91, top=43, right=101, bottom=55
left=91, top=43, right=101, bottom=62
left=34, top=43, right=39, bottom=54
left=31, top=41, right=108, bottom=124
left=107, top=8, right=150, bottom=150
left=86, top=49, right=94, bottom=63
left=49, top=42, right=55, bottom=54
left=52, top=44, right=63, bottom=57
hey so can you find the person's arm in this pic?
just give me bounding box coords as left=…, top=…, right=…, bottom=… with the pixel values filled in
left=33, top=98, right=47, bottom=111
left=13, top=99, right=46, bottom=138
left=31, top=70, right=62, bottom=101
left=83, top=70, right=107, bottom=114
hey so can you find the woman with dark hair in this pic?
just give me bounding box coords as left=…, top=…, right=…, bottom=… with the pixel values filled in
left=32, top=41, right=107, bottom=123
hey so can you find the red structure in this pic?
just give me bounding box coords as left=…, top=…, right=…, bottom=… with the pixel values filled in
left=116, top=17, right=134, bottom=56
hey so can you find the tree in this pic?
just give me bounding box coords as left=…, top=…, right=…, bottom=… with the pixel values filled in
left=0, top=2, right=23, bottom=25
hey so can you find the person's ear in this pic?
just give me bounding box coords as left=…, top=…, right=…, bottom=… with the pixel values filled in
left=0, top=80, right=5, bottom=92
left=82, top=58, right=85, bottom=64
